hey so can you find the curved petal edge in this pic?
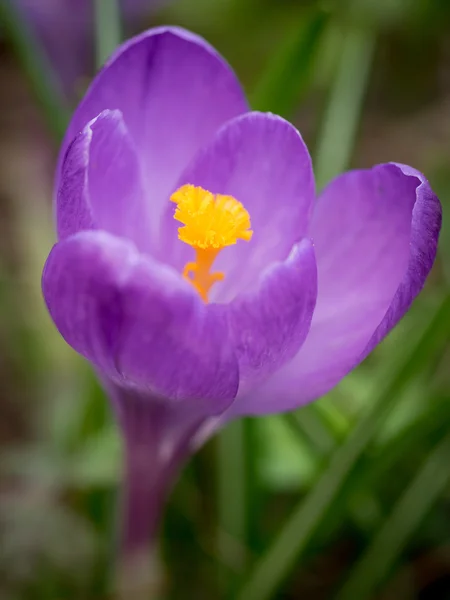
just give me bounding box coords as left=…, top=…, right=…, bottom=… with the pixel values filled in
left=224, top=238, right=318, bottom=416
left=363, top=163, right=442, bottom=355
left=58, top=26, right=249, bottom=232
left=238, top=162, right=441, bottom=415
left=42, top=230, right=239, bottom=412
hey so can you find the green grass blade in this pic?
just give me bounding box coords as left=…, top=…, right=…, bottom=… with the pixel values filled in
left=237, top=294, right=450, bottom=600
left=314, top=26, right=376, bottom=189
left=250, top=8, right=328, bottom=116
left=283, top=406, right=337, bottom=460
left=217, top=419, right=250, bottom=595
left=217, top=420, right=248, bottom=549
left=94, top=0, right=122, bottom=69
left=335, top=430, right=450, bottom=600
left=360, top=391, right=450, bottom=490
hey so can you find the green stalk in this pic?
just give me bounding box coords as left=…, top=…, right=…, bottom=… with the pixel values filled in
left=94, top=0, right=122, bottom=69
left=284, top=407, right=336, bottom=459
left=217, top=419, right=249, bottom=593
left=217, top=420, right=248, bottom=545
left=250, top=9, right=328, bottom=116
left=357, top=391, right=450, bottom=490
left=314, top=27, right=376, bottom=189
left=335, top=430, right=450, bottom=600
left=237, top=294, right=450, bottom=600
left=0, top=0, right=69, bottom=140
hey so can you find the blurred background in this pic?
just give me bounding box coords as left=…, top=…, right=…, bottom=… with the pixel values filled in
left=0, top=0, right=450, bottom=598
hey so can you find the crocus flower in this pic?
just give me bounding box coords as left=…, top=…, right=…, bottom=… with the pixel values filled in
left=16, top=0, right=165, bottom=101
left=42, top=26, right=441, bottom=568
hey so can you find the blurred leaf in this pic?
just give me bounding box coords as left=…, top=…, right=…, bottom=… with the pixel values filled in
left=429, top=163, right=450, bottom=285
left=94, top=0, right=122, bottom=68
left=0, top=488, right=97, bottom=593
left=358, top=390, right=450, bottom=491
left=348, top=0, right=416, bottom=28
left=0, top=0, right=69, bottom=139
left=217, top=418, right=249, bottom=593
left=320, top=387, right=450, bottom=538
left=373, top=376, right=431, bottom=443
left=314, top=25, right=376, bottom=189
left=69, top=427, right=121, bottom=488
left=335, top=429, right=450, bottom=600
left=250, top=7, right=328, bottom=116
left=257, top=415, right=317, bottom=490
left=3, top=426, right=120, bottom=491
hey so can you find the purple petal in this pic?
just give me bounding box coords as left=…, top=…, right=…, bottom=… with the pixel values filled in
left=42, top=230, right=239, bottom=411
left=240, top=163, right=441, bottom=414
left=58, top=27, right=248, bottom=238
left=163, top=112, right=315, bottom=301
left=364, top=164, right=441, bottom=353
left=57, top=110, right=152, bottom=254
left=224, top=239, right=317, bottom=415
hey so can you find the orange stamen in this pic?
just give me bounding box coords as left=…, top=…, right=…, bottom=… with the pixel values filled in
left=170, top=184, right=253, bottom=301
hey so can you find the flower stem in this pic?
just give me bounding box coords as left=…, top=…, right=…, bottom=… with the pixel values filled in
left=120, top=401, right=166, bottom=555
left=109, top=387, right=204, bottom=598
left=114, top=395, right=166, bottom=598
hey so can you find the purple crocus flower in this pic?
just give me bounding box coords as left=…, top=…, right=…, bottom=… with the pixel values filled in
left=42, top=27, right=441, bottom=567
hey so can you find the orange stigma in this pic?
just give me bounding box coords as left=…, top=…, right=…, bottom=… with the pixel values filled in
left=170, top=184, right=253, bottom=301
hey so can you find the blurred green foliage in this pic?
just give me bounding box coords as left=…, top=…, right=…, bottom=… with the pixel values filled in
left=0, top=0, right=449, bottom=598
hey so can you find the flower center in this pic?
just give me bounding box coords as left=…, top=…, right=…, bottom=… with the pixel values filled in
left=170, top=184, right=253, bottom=301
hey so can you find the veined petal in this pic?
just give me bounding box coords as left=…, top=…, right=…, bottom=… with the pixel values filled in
left=364, top=163, right=441, bottom=353
left=42, top=230, right=239, bottom=411
left=242, top=163, right=441, bottom=414
left=163, top=112, right=315, bottom=301
left=58, top=27, right=248, bottom=237
left=57, top=110, right=152, bottom=254
left=224, top=238, right=317, bottom=415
